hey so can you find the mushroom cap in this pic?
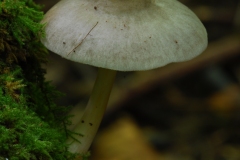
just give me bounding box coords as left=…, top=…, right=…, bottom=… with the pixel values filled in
left=41, top=0, right=207, bottom=71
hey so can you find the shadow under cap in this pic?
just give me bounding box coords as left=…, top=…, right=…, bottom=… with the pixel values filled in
left=41, top=0, right=208, bottom=71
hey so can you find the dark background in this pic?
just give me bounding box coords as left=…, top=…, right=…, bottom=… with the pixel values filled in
left=34, top=0, right=240, bottom=159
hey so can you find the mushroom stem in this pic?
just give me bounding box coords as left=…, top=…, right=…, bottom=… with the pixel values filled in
left=67, top=68, right=116, bottom=155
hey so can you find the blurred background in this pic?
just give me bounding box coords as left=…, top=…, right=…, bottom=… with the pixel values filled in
left=34, top=0, right=240, bottom=160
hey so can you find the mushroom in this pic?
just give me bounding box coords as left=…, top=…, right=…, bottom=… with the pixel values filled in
left=41, top=0, right=207, bottom=156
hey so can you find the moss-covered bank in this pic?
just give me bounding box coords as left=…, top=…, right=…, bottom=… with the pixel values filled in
left=0, top=0, right=77, bottom=159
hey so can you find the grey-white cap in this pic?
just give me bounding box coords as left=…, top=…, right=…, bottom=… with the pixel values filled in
left=41, top=0, right=208, bottom=71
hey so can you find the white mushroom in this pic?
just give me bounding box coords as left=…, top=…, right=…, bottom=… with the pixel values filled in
left=41, top=0, right=208, bottom=156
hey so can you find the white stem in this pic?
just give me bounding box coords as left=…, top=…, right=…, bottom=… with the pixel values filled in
left=67, top=68, right=116, bottom=155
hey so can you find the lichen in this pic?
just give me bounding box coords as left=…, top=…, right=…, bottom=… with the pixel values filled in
left=0, top=0, right=77, bottom=159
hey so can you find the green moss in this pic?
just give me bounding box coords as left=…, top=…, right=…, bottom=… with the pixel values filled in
left=0, top=0, right=77, bottom=159
left=0, top=80, right=72, bottom=159
left=0, top=0, right=46, bottom=63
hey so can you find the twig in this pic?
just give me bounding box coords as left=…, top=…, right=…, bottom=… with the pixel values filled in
left=67, top=22, right=99, bottom=56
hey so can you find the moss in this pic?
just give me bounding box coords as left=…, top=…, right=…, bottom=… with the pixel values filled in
left=0, top=0, right=77, bottom=159
left=0, top=0, right=46, bottom=63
